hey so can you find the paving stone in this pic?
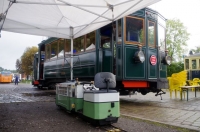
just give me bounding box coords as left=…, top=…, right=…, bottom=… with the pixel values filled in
left=191, top=122, right=200, bottom=127
left=181, top=121, right=193, bottom=125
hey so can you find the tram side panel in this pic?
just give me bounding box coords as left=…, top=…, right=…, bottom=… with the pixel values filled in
left=41, top=50, right=97, bottom=88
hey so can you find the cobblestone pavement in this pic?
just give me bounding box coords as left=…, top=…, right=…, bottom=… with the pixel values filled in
left=0, top=83, right=55, bottom=103
left=0, top=83, right=200, bottom=131
left=120, top=90, right=200, bottom=131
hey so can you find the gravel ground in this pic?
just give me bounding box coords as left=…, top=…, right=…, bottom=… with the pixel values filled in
left=0, top=84, right=197, bottom=132
left=0, top=101, right=196, bottom=132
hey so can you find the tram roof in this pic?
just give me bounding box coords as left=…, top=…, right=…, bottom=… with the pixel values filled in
left=0, top=0, right=160, bottom=39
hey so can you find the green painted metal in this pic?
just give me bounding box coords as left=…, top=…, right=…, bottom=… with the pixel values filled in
left=75, top=98, right=83, bottom=112
left=44, top=51, right=96, bottom=79
left=33, top=53, right=38, bottom=81
left=38, top=37, right=58, bottom=47
left=148, top=48, right=157, bottom=78
left=116, top=46, right=122, bottom=80
left=56, top=95, right=83, bottom=112
left=56, top=95, right=75, bottom=111
left=83, top=101, right=120, bottom=119
left=124, top=46, right=145, bottom=79
left=159, top=64, right=167, bottom=78
left=95, top=30, right=102, bottom=73
left=129, top=8, right=145, bottom=18
left=56, top=95, right=70, bottom=110
left=102, top=49, right=112, bottom=72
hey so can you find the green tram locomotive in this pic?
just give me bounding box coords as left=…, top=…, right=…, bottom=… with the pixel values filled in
left=33, top=7, right=171, bottom=96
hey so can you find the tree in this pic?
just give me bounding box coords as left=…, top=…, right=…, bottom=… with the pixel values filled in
left=20, top=46, right=38, bottom=75
left=166, top=19, right=190, bottom=62
left=15, top=59, right=23, bottom=73
left=167, top=62, right=184, bottom=77
left=191, top=46, right=200, bottom=54
left=0, top=67, right=3, bottom=72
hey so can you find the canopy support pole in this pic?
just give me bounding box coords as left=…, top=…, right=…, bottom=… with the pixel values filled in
left=70, top=27, right=74, bottom=81
left=0, top=1, right=13, bottom=37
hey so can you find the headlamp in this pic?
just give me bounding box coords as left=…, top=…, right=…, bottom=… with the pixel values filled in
left=160, top=50, right=171, bottom=65
left=163, top=55, right=171, bottom=65
left=134, top=50, right=145, bottom=63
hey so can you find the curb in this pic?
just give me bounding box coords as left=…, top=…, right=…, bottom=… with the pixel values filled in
left=121, top=113, right=200, bottom=131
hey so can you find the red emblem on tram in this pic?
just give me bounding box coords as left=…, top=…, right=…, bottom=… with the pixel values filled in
left=150, top=55, right=157, bottom=65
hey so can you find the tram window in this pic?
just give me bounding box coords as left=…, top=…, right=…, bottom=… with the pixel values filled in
left=125, top=16, right=144, bottom=44
left=100, top=25, right=112, bottom=48
left=45, top=44, right=50, bottom=61
left=158, top=24, right=165, bottom=51
left=65, top=39, right=71, bottom=55
left=101, top=36, right=111, bottom=48
left=41, top=51, right=45, bottom=61
left=117, top=19, right=122, bottom=44
left=51, top=41, right=58, bottom=59
left=58, top=39, right=65, bottom=57
left=148, top=21, right=155, bottom=47
left=192, top=60, right=196, bottom=69
left=86, top=31, right=95, bottom=51
left=74, top=36, right=84, bottom=53
left=185, top=59, right=189, bottom=69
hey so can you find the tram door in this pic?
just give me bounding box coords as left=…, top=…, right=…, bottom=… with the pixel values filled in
left=97, top=24, right=113, bottom=73
left=147, top=20, right=157, bottom=79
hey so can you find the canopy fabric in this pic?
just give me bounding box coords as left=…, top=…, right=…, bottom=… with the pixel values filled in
left=0, top=0, right=160, bottom=39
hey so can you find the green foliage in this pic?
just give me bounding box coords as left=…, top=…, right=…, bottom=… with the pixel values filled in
left=20, top=46, right=38, bottom=75
left=0, top=67, right=16, bottom=73
left=20, top=80, right=32, bottom=84
left=0, top=67, right=3, bottom=72
left=166, top=19, right=190, bottom=62
left=15, top=59, right=23, bottom=73
left=167, top=62, right=184, bottom=77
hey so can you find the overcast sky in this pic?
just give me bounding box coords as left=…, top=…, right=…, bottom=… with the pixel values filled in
left=0, top=0, right=199, bottom=70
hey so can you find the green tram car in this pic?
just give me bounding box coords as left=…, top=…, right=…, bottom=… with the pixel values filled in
left=184, top=53, right=200, bottom=80
left=33, top=7, right=171, bottom=96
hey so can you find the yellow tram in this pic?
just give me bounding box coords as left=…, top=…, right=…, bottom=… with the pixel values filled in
left=0, top=71, right=12, bottom=83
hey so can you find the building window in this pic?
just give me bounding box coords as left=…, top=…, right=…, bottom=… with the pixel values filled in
left=185, top=59, right=189, bottom=69
left=199, top=59, right=200, bottom=69
left=192, top=60, right=196, bottom=69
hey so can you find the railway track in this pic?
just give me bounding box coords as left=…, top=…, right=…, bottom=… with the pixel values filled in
left=100, top=124, right=127, bottom=132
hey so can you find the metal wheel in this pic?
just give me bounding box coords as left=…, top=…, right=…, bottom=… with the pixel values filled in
left=37, top=86, right=42, bottom=89
left=48, top=83, right=56, bottom=90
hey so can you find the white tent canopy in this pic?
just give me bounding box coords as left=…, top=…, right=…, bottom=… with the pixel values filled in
left=0, top=0, right=160, bottom=80
left=0, top=0, right=160, bottom=39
